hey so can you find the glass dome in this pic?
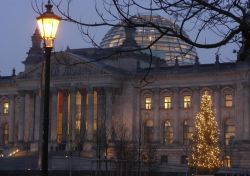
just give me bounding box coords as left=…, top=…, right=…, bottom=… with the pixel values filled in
left=100, top=15, right=197, bottom=65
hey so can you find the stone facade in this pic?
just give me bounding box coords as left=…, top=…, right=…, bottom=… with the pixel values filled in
left=0, top=29, right=250, bottom=171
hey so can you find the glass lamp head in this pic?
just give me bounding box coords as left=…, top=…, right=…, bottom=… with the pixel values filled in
left=37, top=1, right=61, bottom=48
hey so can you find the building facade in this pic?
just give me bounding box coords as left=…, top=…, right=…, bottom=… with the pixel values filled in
left=1, top=16, right=250, bottom=171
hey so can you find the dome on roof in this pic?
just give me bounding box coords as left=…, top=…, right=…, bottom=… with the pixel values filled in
left=100, top=15, right=197, bottom=65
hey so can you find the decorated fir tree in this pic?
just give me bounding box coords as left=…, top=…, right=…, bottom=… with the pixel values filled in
left=188, top=92, right=222, bottom=174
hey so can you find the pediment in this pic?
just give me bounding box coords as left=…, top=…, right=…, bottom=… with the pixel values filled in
left=18, top=52, right=113, bottom=80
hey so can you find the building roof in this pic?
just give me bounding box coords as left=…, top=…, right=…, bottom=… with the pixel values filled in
left=100, top=15, right=197, bottom=66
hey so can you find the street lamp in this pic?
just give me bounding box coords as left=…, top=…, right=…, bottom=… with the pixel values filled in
left=36, top=1, right=61, bottom=175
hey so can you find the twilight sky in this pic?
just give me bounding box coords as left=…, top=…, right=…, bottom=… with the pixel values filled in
left=0, top=0, right=237, bottom=76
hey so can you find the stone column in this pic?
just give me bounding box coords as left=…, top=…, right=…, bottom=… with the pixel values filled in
left=214, top=86, right=222, bottom=141
left=80, top=89, right=87, bottom=144
left=133, top=87, right=140, bottom=142
left=34, top=91, right=42, bottom=142
left=24, top=92, right=31, bottom=143
left=173, top=88, right=180, bottom=143
left=243, top=83, right=250, bottom=140
left=28, top=92, right=35, bottom=142
left=18, top=91, right=25, bottom=143
left=192, top=87, right=200, bottom=117
left=105, top=87, right=113, bottom=141
left=9, top=95, right=15, bottom=144
left=70, top=88, right=77, bottom=142
left=50, top=89, right=58, bottom=143
left=153, top=88, right=160, bottom=143
left=62, top=90, right=69, bottom=144
left=87, top=87, right=94, bottom=142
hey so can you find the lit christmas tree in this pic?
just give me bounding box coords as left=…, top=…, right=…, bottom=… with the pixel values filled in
left=188, top=92, right=222, bottom=174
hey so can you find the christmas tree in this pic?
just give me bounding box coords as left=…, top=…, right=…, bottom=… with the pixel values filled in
left=188, top=92, right=222, bottom=174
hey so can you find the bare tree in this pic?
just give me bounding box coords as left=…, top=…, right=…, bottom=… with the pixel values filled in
left=48, top=0, right=250, bottom=61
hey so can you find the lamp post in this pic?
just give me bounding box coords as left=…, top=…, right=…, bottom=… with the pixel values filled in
left=36, top=1, right=60, bottom=175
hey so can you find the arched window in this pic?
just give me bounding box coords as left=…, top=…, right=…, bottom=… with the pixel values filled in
left=144, top=120, right=154, bottom=143
left=183, top=120, right=193, bottom=145
left=160, top=89, right=173, bottom=110
left=183, top=95, right=191, bottom=109
left=180, top=89, right=192, bottom=109
left=224, top=120, right=235, bottom=145
left=222, top=87, right=234, bottom=108
left=3, top=123, right=9, bottom=144
left=163, top=120, right=173, bottom=144
left=145, top=97, right=152, bottom=110
left=2, top=101, right=9, bottom=115
left=223, top=155, right=231, bottom=168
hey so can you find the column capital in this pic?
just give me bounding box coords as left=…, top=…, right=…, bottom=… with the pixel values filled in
left=190, top=86, right=201, bottom=92
left=151, top=87, right=160, bottom=93
left=26, top=90, right=36, bottom=96
left=8, top=94, right=16, bottom=99
left=86, top=86, right=94, bottom=93
left=69, top=87, right=78, bottom=94
left=171, top=87, right=179, bottom=93
left=18, top=90, right=26, bottom=96
left=78, top=87, right=87, bottom=94
left=50, top=87, right=59, bottom=94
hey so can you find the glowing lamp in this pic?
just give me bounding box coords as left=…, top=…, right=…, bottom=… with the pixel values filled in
left=37, top=1, right=61, bottom=48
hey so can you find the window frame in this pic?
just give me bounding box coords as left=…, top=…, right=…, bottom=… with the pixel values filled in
left=164, top=96, right=172, bottom=109
left=3, top=123, right=9, bottom=144
left=160, top=155, right=168, bottom=163
left=144, top=120, right=154, bottom=143
left=224, top=94, right=233, bottom=108
left=224, top=121, right=235, bottom=145
left=2, top=101, right=9, bottom=115
left=145, top=97, right=152, bottom=110
left=183, top=95, right=191, bottom=109
left=183, top=121, right=193, bottom=145
left=163, top=120, right=173, bottom=144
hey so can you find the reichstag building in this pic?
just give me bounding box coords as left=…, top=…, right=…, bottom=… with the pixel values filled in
left=0, top=15, right=250, bottom=172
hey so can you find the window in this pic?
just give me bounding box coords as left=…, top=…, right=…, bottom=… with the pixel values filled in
left=164, top=96, right=172, bottom=109
left=161, top=155, right=168, bottom=163
left=181, top=155, right=188, bottom=164
left=3, top=123, right=9, bottom=144
left=225, top=94, right=233, bottom=107
left=224, top=155, right=231, bottom=168
left=163, top=120, right=173, bottom=144
left=183, top=120, right=193, bottom=145
left=144, top=120, right=154, bottom=143
left=145, top=97, right=152, bottom=110
left=2, top=102, right=9, bottom=114
left=224, top=121, right=235, bottom=145
left=183, top=96, right=191, bottom=109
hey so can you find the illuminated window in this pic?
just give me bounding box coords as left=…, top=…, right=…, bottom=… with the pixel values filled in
left=225, top=94, right=233, bottom=107
left=163, top=120, right=173, bottom=144
left=144, top=120, right=154, bottom=143
left=224, top=155, right=231, bottom=168
left=224, top=121, right=235, bottom=145
left=183, top=95, right=191, bottom=109
left=164, top=96, right=171, bottom=109
left=2, top=102, right=9, bottom=114
left=3, top=123, right=9, bottom=144
left=183, top=120, right=193, bottom=145
left=145, top=97, right=152, bottom=110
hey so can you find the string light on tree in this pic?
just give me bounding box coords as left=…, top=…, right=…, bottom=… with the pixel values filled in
left=188, top=92, right=222, bottom=174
